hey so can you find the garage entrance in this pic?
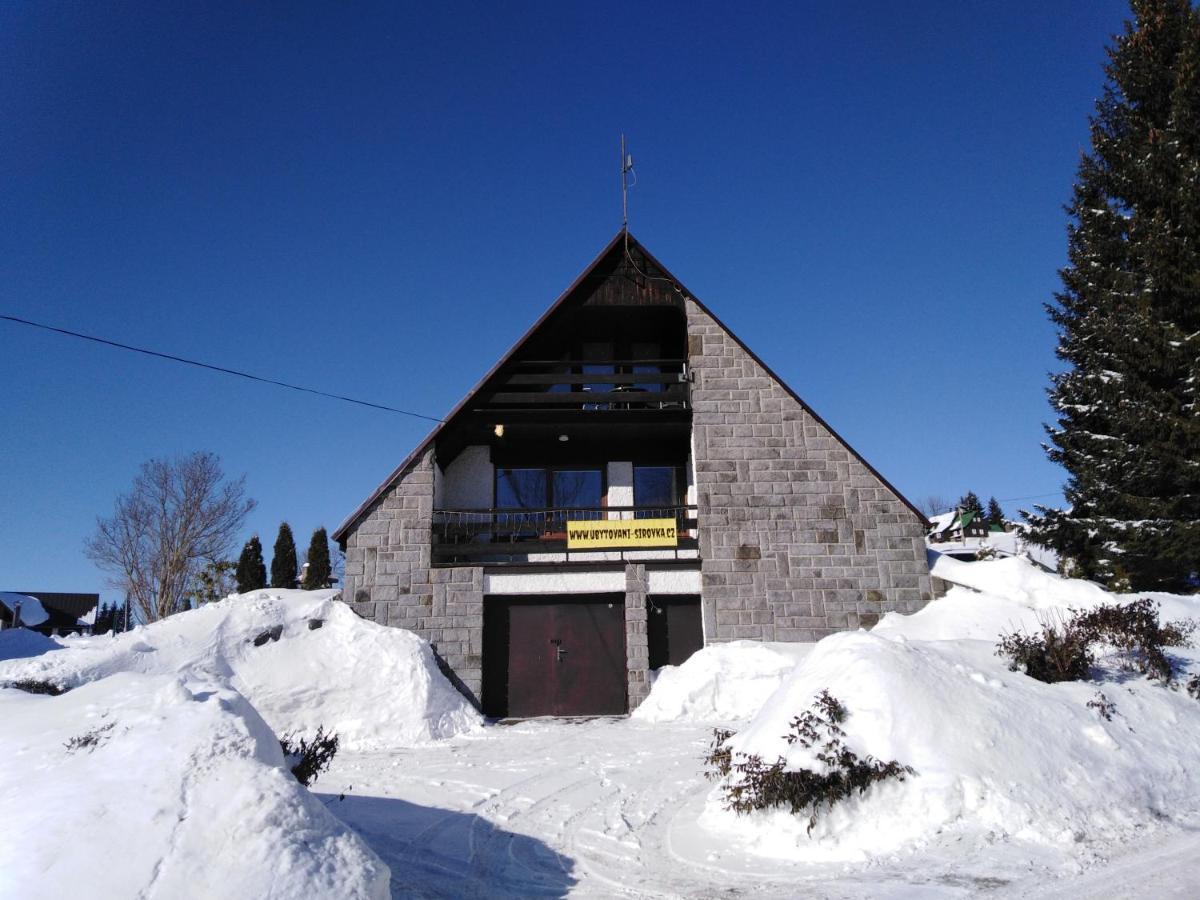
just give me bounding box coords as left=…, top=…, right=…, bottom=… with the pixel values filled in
left=482, top=594, right=627, bottom=718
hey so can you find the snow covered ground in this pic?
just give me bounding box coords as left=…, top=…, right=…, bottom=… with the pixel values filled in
left=3, top=564, right=1200, bottom=898
left=323, top=556, right=1200, bottom=898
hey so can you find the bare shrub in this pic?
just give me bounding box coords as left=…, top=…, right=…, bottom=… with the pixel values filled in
left=64, top=721, right=115, bottom=753
left=997, top=599, right=1194, bottom=685
left=280, top=726, right=339, bottom=787
left=1087, top=691, right=1117, bottom=721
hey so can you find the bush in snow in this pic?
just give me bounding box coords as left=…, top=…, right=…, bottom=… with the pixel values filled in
left=281, top=726, right=339, bottom=787
left=64, top=722, right=115, bottom=753
left=705, top=690, right=916, bottom=834
left=996, top=616, right=1093, bottom=684
left=997, top=598, right=1193, bottom=685
left=1187, top=675, right=1200, bottom=701
left=1073, top=598, right=1193, bottom=683
left=1086, top=691, right=1116, bottom=722
left=5, top=678, right=66, bottom=696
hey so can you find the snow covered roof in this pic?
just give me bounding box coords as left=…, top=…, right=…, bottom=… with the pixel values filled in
left=0, top=593, right=49, bottom=628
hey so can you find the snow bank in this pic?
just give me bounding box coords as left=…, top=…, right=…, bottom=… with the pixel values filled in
left=879, top=554, right=1200, bottom=642
left=632, top=641, right=811, bottom=722
left=0, top=589, right=481, bottom=749
left=0, top=627, right=60, bottom=662
left=703, top=557, right=1200, bottom=861
left=0, top=672, right=390, bottom=899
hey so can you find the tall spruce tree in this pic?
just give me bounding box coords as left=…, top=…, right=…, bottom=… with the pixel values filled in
left=236, top=535, right=267, bottom=593
left=986, top=497, right=1005, bottom=530
left=302, top=527, right=332, bottom=590
left=271, top=523, right=298, bottom=589
left=1027, top=0, right=1200, bottom=591
left=959, top=492, right=984, bottom=517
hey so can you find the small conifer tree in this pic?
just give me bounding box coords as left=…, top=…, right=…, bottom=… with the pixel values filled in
left=93, top=602, right=112, bottom=635
left=236, top=535, right=268, bottom=593
left=302, top=527, right=332, bottom=590
left=271, top=523, right=298, bottom=590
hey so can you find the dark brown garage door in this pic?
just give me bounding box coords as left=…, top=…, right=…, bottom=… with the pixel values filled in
left=482, top=594, right=627, bottom=718
left=646, top=594, right=704, bottom=669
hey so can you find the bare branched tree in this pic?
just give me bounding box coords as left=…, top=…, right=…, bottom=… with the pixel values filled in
left=85, top=452, right=255, bottom=623
left=919, top=495, right=952, bottom=518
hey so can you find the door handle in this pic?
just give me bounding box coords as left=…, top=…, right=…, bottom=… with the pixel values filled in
left=550, top=638, right=567, bottom=662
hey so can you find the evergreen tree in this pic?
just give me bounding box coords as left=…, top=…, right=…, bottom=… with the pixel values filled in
left=1027, top=1, right=1200, bottom=591
left=958, top=492, right=984, bottom=517
left=271, top=523, right=298, bottom=589
left=986, top=497, right=1005, bottom=530
left=93, top=601, right=112, bottom=635
left=302, top=527, right=332, bottom=590
left=236, top=535, right=268, bottom=593
left=109, top=601, right=131, bottom=633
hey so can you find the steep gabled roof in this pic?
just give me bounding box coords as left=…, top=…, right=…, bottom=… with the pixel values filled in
left=333, top=231, right=926, bottom=542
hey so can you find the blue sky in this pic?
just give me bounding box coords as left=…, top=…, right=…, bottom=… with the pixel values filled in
left=2, top=2, right=1129, bottom=606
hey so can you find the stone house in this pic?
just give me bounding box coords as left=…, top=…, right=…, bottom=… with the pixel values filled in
left=334, top=232, right=931, bottom=718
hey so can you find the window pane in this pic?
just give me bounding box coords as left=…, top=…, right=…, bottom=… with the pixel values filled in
left=496, top=469, right=546, bottom=509
left=552, top=470, right=602, bottom=509
left=634, top=467, right=677, bottom=511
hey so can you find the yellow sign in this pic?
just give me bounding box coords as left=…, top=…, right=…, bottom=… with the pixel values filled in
left=566, top=518, right=678, bottom=549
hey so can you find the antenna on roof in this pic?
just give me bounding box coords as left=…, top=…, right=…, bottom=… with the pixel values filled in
left=620, top=134, right=636, bottom=232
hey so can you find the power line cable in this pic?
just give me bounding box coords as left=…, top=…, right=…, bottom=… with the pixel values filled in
left=0, top=313, right=445, bottom=423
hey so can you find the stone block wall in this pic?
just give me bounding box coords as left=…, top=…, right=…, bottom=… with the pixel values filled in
left=340, top=446, right=485, bottom=705
left=686, top=298, right=931, bottom=642
left=624, top=564, right=651, bottom=708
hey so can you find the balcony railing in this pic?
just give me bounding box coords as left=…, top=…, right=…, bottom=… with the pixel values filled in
left=431, top=504, right=699, bottom=566
left=473, top=359, right=691, bottom=414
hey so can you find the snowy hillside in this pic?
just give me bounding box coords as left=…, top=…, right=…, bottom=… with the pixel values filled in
left=0, top=589, right=481, bottom=748
left=0, top=672, right=390, bottom=899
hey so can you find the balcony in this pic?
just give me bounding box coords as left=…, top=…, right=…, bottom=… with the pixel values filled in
left=431, top=504, right=699, bottom=567
left=470, top=359, right=691, bottom=418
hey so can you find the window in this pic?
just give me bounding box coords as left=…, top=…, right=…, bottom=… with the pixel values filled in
left=496, top=468, right=547, bottom=509
left=495, top=467, right=603, bottom=509
left=633, top=465, right=683, bottom=515
left=552, top=470, right=603, bottom=509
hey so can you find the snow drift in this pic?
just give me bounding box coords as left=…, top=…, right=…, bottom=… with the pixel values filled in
left=0, top=672, right=390, bottom=899
left=703, top=556, right=1200, bottom=861
left=632, top=641, right=811, bottom=723
left=0, top=589, right=481, bottom=749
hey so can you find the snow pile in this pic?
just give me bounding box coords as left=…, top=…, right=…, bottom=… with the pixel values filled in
left=0, top=672, right=389, bottom=899
left=632, top=641, right=811, bottom=722
left=703, top=556, right=1200, bottom=861
left=0, top=627, right=60, bottom=662
left=0, top=589, right=481, bottom=749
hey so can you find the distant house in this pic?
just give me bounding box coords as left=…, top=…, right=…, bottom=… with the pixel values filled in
left=334, top=232, right=932, bottom=718
left=928, top=511, right=989, bottom=543
left=0, top=592, right=99, bottom=636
